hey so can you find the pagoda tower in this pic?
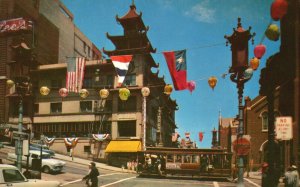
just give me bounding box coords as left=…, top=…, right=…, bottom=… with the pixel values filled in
left=103, top=2, right=178, bottom=147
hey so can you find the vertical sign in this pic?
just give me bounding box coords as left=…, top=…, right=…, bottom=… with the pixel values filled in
left=275, top=116, right=293, bottom=140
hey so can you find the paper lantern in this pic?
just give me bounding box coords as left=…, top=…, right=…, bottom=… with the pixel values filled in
left=119, top=88, right=130, bottom=101
left=250, top=57, right=260, bottom=70
left=59, top=88, right=68, bottom=98
left=271, top=0, right=288, bottom=21
left=40, top=86, right=50, bottom=96
left=254, top=44, right=266, bottom=59
left=265, top=24, right=280, bottom=41
left=141, top=87, right=150, bottom=97
left=6, top=79, right=15, bottom=88
left=208, top=76, right=217, bottom=90
left=99, top=89, right=109, bottom=99
left=164, top=84, right=173, bottom=95
left=244, top=68, right=254, bottom=79
left=79, top=89, right=89, bottom=99
left=187, top=81, right=196, bottom=93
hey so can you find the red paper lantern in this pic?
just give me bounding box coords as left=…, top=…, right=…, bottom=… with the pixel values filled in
left=187, top=81, right=196, bottom=93
left=59, top=88, right=68, bottom=98
left=254, top=44, right=266, bottom=59
left=271, top=0, right=288, bottom=21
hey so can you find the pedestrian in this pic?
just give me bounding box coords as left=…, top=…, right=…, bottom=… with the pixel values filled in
left=82, top=162, right=99, bottom=187
left=284, top=165, right=299, bottom=187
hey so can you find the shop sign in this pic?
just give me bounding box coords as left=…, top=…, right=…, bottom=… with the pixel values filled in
left=0, top=18, right=32, bottom=35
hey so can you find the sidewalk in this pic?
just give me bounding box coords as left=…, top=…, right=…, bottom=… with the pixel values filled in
left=2, top=145, right=136, bottom=174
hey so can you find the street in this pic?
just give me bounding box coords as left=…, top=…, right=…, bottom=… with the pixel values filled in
left=0, top=146, right=262, bottom=187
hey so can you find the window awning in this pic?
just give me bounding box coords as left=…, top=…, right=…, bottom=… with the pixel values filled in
left=105, top=140, right=141, bottom=153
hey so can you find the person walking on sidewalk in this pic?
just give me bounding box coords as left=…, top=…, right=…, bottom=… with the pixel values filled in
left=284, top=165, right=299, bottom=187
left=82, top=162, right=100, bottom=187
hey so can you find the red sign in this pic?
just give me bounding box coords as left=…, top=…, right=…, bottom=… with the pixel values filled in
left=0, top=18, right=32, bottom=35
left=232, top=137, right=251, bottom=156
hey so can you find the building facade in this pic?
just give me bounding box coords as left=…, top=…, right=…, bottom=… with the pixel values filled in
left=1, top=1, right=178, bottom=161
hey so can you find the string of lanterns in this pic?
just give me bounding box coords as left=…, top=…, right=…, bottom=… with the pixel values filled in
left=39, top=84, right=174, bottom=101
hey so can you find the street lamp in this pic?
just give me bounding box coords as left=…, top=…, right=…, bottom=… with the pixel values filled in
left=224, top=17, right=255, bottom=187
left=7, top=76, right=31, bottom=171
left=141, top=87, right=150, bottom=151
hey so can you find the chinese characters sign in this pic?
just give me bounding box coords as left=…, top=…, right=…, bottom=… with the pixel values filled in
left=0, top=18, right=32, bottom=36
left=275, top=116, right=293, bottom=140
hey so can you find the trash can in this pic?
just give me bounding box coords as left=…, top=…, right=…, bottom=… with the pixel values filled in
left=31, top=158, right=41, bottom=171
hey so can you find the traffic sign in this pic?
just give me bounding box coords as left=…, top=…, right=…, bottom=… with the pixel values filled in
left=276, top=116, right=293, bottom=140
left=12, top=131, right=28, bottom=140
left=232, top=135, right=251, bottom=156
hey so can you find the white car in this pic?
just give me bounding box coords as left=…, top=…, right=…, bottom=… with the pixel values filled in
left=0, top=164, right=60, bottom=186
left=7, top=150, right=65, bottom=173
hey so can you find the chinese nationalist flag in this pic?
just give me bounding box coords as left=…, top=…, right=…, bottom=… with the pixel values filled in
left=163, top=50, right=187, bottom=90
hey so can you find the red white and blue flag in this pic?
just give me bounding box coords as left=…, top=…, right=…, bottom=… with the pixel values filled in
left=110, top=55, right=133, bottom=86
left=66, top=57, right=86, bottom=93
left=163, top=50, right=187, bottom=90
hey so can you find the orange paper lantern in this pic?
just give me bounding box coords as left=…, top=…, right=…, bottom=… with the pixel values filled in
left=208, top=76, right=218, bottom=90
left=250, top=57, right=260, bottom=70
left=164, top=84, right=173, bottom=95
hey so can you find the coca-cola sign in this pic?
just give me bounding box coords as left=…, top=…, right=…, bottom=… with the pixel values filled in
left=0, top=17, right=32, bottom=35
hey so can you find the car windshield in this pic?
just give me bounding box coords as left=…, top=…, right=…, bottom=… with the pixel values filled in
left=3, top=169, right=26, bottom=182
left=41, top=154, right=51, bottom=159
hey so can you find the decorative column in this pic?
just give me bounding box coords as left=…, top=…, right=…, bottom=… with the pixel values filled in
left=141, top=87, right=150, bottom=151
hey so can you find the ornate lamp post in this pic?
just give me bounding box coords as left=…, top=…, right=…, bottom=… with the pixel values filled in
left=225, top=18, right=255, bottom=187
left=141, top=87, right=150, bottom=151
left=7, top=76, right=31, bottom=170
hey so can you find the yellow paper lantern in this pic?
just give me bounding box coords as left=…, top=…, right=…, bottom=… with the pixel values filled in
left=99, top=88, right=109, bottom=99
left=79, top=89, right=89, bottom=99
left=250, top=57, right=260, bottom=70
left=6, top=79, right=15, bottom=88
left=40, top=86, right=50, bottom=96
left=208, top=76, right=218, bottom=90
left=141, top=87, right=150, bottom=97
left=265, top=24, right=280, bottom=41
left=164, top=84, right=173, bottom=95
left=119, top=88, right=130, bottom=101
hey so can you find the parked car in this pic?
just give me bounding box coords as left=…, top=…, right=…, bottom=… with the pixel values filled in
left=7, top=150, right=65, bottom=173
left=0, top=164, right=60, bottom=186
left=30, top=144, right=55, bottom=156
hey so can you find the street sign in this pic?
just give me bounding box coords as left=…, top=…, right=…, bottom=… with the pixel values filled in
left=276, top=116, right=293, bottom=140
left=232, top=135, right=251, bottom=156
left=12, top=131, right=28, bottom=140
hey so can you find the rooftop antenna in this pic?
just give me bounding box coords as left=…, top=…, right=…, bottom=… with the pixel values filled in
left=132, top=0, right=135, bottom=5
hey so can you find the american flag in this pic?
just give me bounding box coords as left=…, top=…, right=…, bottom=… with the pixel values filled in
left=66, top=57, right=86, bottom=92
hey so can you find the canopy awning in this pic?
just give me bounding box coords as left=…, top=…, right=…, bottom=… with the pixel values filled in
left=105, top=140, right=141, bottom=153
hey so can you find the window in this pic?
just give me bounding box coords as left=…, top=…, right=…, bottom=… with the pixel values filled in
left=118, top=96, right=136, bottom=112
left=34, top=103, right=39, bottom=114
left=101, top=122, right=111, bottom=134
left=118, top=121, right=136, bottom=137
left=80, top=101, right=92, bottom=112
left=51, top=79, right=62, bottom=89
left=84, top=146, right=91, bottom=153
left=261, top=111, right=281, bottom=131
left=106, top=75, right=114, bottom=86
left=50, top=103, right=62, bottom=113
left=123, top=74, right=136, bottom=86
left=3, top=169, right=26, bottom=182
left=83, top=77, right=93, bottom=88
left=261, top=112, right=268, bottom=131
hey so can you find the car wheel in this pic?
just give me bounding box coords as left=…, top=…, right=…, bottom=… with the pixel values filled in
left=42, top=166, right=51, bottom=173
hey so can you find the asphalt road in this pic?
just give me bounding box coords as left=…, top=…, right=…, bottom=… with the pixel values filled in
left=0, top=146, right=262, bottom=187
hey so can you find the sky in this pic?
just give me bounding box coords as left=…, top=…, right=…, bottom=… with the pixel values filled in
left=61, top=0, right=281, bottom=148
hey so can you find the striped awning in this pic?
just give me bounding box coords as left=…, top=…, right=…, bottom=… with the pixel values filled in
left=105, top=140, right=141, bottom=153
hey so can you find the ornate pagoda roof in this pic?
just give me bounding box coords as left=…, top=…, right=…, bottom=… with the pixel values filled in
left=116, top=4, right=146, bottom=31
left=105, top=31, right=155, bottom=52
left=103, top=42, right=156, bottom=56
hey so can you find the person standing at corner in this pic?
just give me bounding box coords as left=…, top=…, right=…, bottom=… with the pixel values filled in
left=83, top=162, right=100, bottom=187
left=284, top=165, right=299, bottom=187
